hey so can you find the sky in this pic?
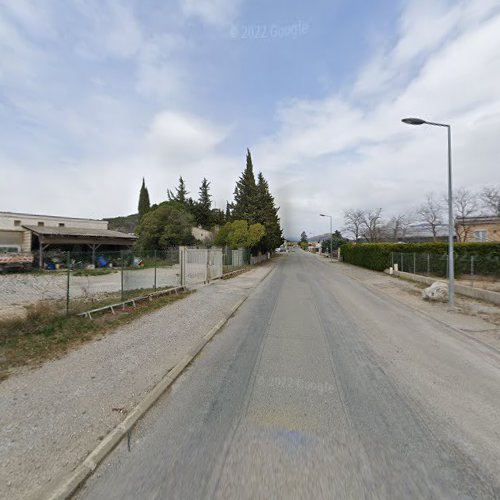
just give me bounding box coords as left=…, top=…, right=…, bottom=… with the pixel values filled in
left=0, top=0, right=499, bottom=239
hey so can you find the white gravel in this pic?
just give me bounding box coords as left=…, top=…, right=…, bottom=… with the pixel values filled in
left=0, top=267, right=180, bottom=318
left=0, top=264, right=272, bottom=500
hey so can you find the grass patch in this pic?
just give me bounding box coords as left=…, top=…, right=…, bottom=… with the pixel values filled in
left=0, top=290, right=191, bottom=382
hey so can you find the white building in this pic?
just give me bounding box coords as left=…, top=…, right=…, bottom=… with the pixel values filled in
left=0, top=211, right=109, bottom=253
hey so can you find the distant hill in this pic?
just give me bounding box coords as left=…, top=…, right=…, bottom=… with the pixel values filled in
left=104, top=213, right=139, bottom=234
left=308, top=233, right=331, bottom=242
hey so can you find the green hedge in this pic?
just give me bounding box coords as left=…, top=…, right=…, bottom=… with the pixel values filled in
left=339, top=242, right=500, bottom=276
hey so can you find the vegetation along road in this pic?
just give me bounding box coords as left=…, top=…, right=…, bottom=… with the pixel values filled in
left=78, top=251, right=500, bottom=499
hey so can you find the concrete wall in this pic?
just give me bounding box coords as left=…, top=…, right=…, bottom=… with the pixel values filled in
left=387, top=269, right=500, bottom=306
left=191, top=227, right=212, bottom=242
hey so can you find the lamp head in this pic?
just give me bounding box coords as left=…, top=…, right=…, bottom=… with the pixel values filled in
left=402, top=117, right=426, bottom=125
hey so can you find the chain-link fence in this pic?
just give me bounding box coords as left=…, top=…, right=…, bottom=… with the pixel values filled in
left=0, top=246, right=270, bottom=319
left=0, top=249, right=180, bottom=317
left=389, top=251, right=500, bottom=281
left=222, top=248, right=250, bottom=273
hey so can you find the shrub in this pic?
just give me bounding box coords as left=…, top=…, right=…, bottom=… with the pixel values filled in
left=340, top=242, right=500, bottom=276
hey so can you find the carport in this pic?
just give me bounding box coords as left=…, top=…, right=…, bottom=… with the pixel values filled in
left=23, top=225, right=137, bottom=268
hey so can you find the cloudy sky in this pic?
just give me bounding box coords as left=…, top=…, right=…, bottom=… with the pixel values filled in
left=0, top=0, right=499, bottom=238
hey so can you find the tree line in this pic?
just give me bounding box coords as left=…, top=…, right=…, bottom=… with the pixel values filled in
left=342, top=185, right=499, bottom=243
left=135, top=149, right=283, bottom=253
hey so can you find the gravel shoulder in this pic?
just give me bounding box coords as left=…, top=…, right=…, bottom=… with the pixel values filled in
left=316, top=256, right=500, bottom=351
left=0, top=263, right=273, bottom=500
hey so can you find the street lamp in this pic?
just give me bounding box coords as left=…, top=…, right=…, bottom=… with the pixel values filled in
left=319, top=214, right=333, bottom=262
left=402, top=117, right=454, bottom=306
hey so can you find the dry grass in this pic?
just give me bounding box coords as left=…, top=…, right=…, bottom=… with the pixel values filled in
left=0, top=291, right=191, bottom=382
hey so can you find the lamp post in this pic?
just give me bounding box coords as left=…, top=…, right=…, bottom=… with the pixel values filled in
left=320, top=214, right=333, bottom=262
left=402, top=117, right=454, bottom=306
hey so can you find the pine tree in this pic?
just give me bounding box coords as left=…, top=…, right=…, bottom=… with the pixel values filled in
left=194, top=178, right=212, bottom=228
left=168, top=176, right=189, bottom=205
left=232, top=149, right=258, bottom=223
left=255, top=172, right=283, bottom=252
left=138, top=178, right=151, bottom=221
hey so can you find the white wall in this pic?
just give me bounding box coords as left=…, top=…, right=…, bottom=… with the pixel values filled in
left=0, top=212, right=108, bottom=231
left=0, top=212, right=108, bottom=252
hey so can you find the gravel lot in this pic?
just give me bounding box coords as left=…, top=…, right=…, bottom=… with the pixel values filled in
left=0, top=267, right=180, bottom=318
left=0, top=264, right=272, bottom=500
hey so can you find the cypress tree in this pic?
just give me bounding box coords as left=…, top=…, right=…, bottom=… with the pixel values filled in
left=232, top=149, right=258, bottom=223
left=225, top=202, right=233, bottom=222
left=255, top=172, right=283, bottom=252
left=138, top=178, right=151, bottom=221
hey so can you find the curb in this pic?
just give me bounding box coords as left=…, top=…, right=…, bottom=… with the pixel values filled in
left=387, top=269, right=500, bottom=306
left=39, top=264, right=276, bottom=500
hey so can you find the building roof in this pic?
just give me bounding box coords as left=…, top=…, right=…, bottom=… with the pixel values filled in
left=405, top=223, right=451, bottom=238
left=0, top=211, right=105, bottom=222
left=23, top=225, right=136, bottom=240
left=458, top=215, right=500, bottom=225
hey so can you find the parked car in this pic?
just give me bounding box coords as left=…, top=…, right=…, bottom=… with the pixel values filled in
left=0, top=246, right=33, bottom=273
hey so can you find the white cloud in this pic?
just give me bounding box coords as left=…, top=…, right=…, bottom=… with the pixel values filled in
left=147, top=111, right=231, bottom=165
left=179, top=0, right=243, bottom=27
left=135, top=34, right=189, bottom=99
left=72, top=0, right=143, bottom=60
left=0, top=14, right=47, bottom=84
left=0, top=0, right=56, bottom=38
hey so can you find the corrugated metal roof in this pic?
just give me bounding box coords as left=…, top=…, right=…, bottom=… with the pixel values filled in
left=22, top=225, right=136, bottom=240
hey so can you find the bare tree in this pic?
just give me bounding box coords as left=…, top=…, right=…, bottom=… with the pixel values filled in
left=343, top=209, right=364, bottom=242
left=452, top=187, right=479, bottom=242
left=385, top=213, right=413, bottom=242
left=417, top=193, right=443, bottom=241
left=480, top=185, right=500, bottom=215
left=360, top=208, right=383, bottom=242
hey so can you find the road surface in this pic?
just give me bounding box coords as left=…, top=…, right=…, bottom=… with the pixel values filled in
left=78, top=251, right=500, bottom=499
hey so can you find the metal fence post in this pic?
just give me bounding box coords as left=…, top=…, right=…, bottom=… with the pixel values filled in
left=470, top=255, right=475, bottom=287
left=391, top=252, right=394, bottom=269
left=120, top=249, right=124, bottom=302
left=154, top=250, right=157, bottom=290
left=66, top=251, right=71, bottom=316
left=413, top=252, right=416, bottom=274
left=179, top=246, right=185, bottom=287
left=427, top=253, right=430, bottom=275
left=205, top=248, right=209, bottom=284
left=401, top=253, right=404, bottom=272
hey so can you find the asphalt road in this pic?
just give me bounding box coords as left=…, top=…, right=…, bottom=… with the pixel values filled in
left=78, top=251, right=500, bottom=499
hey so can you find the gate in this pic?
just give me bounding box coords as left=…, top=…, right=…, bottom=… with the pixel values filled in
left=180, top=247, right=223, bottom=286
